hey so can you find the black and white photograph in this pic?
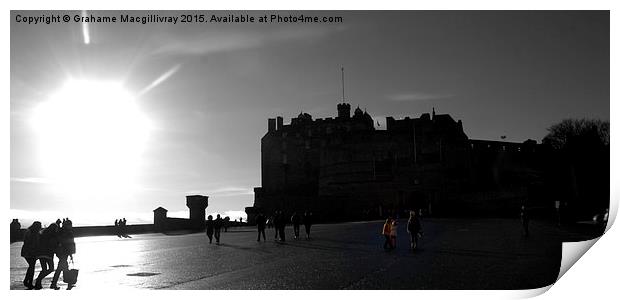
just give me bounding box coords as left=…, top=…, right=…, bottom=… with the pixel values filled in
left=8, top=9, right=612, bottom=293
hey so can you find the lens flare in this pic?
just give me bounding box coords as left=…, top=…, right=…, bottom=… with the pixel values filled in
left=31, top=79, right=152, bottom=206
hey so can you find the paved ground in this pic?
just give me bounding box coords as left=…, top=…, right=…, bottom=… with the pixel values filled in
left=9, top=218, right=601, bottom=290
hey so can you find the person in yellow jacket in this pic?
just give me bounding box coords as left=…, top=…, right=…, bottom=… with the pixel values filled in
left=382, top=217, right=393, bottom=250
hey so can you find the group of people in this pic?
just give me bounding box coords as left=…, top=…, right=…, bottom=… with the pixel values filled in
left=20, top=218, right=76, bottom=290
left=203, top=210, right=423, bottom=251
left=382, top=210, right=422, bottom=251
left=114, top=218, right=130, bottom=238
left=205, top=211, right=314, bottom=244
left=254, top=211, right=313, bottom=242
left=204, top=214, right=225, bottom=244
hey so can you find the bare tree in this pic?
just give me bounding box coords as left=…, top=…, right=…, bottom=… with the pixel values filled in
left=542, top=118, right=609, bottom=150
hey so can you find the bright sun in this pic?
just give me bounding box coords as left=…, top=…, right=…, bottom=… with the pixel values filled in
left=31, top=79, right=152, bottom=204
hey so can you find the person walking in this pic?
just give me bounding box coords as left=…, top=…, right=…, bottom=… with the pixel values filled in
left=21, top=221, right=42, bottom=289
left=273, top=211, right=280, bottom=241
left=382, top=217, right=393, bottom=250
left=10, top=219, right=21, bottom=243
left=520, top=205, right=529, bottom=237
left=118, top=218, right=123, bottom=237
left=390, top=218, right=398, bottom=249
left=223, top=217, right=230, bottom=232
left=121, top=218, right=129, bottom=238
left=277, top=211, right=286, bottom=242
left=114, top=219, right=120, bottom=237
left=291, top=212, right=301, bottom=240
left=51, top=219, right=76, bottom=290
left=407, top=211, right=422, bottom=251
left=303, top=211, right=313, bottom=240
left=205, top=215, right=215, bottom=244
left=35, top=223, right=58, bottom=289
left=214, top=214, right=223, bottom=245
left=256, top=213, right=267, bottom=242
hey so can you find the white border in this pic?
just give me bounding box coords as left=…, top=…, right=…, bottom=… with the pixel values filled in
left=3, top=1, right=616, bottom=300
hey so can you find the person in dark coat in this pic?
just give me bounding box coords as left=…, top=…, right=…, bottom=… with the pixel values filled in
left=10, top=219, right=21, bottom=243
left=256, top=213, right=267, bottom=242
left=35, top=223, right=58, bottom=289
left=273, top=211, right=280, bottom=240
left=51, top=219, right=76, bottom=290
left=114, top=219, right=120, bottom=237
left=205, top=215, right=215, bottom=244
left=223, top=216, right=230, bottom=232
left=120, top=218, right=128, bottom=238
left=520, top=205, right=529, bottom=237
left=291, top=212, right=301, bottom=240
left=21, top=221, right=41, bottom=289
left=407, top=211, right=422, bottom=251
left=303, top=211, right=313, bottom=240
left=277, top=211, right=286, bottom=242
left=214, top=214, right=223, bottom=245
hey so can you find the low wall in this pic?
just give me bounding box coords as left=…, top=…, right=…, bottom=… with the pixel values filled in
left=11, top=224, right=156, bottom=243
left=73, top=224, right=154, bottom=237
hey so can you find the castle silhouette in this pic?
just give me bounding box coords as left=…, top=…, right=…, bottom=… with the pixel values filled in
left=245, top=102, right=545, bottom=223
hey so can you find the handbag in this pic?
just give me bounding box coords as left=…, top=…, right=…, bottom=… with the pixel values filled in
left=63, top=257, right=79, bottom=285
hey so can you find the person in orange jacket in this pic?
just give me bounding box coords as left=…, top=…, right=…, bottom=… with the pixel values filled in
left=382, top=217, right=393, bottom=250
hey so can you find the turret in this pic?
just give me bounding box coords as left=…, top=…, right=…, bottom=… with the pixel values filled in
left=353, top=106, right=363, bottom=118
left=186, top=195, right=209, bottom=229
left=337, top=103, right=351, bottom=119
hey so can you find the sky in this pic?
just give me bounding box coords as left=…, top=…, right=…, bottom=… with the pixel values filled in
left=10, top=11, right=609, bottom=226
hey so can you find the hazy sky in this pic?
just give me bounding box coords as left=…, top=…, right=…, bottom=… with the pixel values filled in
left=10, top=11, right=609, bottom=226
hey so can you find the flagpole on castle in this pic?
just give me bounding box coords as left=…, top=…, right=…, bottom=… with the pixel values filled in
left=341, top=67, right=345, bottom=103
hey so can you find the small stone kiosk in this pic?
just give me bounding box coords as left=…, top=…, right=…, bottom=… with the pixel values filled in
left=186, top=195, right=209, bottom=229
left=153, top=207, right=168, bottom=232
left=153, top=195, right=209, bottom=232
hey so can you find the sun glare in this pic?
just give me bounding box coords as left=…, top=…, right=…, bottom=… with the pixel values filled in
left=31, top=80, right=151, bottom=204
